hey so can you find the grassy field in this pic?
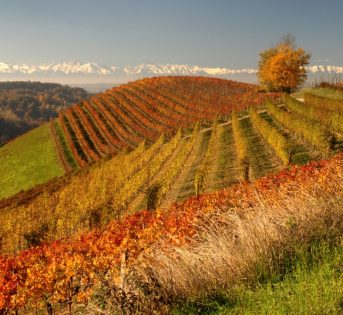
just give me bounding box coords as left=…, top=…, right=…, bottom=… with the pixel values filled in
left=0, top=123, right=64, bottom=198
left=292, top=87, right=343, bottom=100
left=174, top=240, right=343, bottom=315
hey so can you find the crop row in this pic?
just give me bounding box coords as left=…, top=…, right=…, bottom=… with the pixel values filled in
left=284, top=94, right=343, bottom=134
left=57, top=77, right=277, bottom=169
left=50, top=120, right=73, bottom=172
left=194, top=120, right=220, bottom=195
left=122, top=85, right=189, bottom=130
left=135, top=81, right=210, bottom=122
left=154, top=124, right=199, bottom=206
left=267, top=101, right=333, bottom=154
left=304, top=92, right=343, bottom=113
left=138, top=80, right=219, bottom=121
left=249, top=108, right=290, bottom=165
left=74, top=103, right=109, bottom=156
left=58, top=112, right=87, bottom=167
left=111, top=130, right=183, bottom=213
left=138, top=76, right=280, bottom=116
left=81, top=100, right=120, bottom=152
left=231, top=112, right=250, bottom=180
left=110, top=90, right=174, bottom=137
left=1, top=148, right=340, bottom=312
left=0, top=132, right=180, bottom=254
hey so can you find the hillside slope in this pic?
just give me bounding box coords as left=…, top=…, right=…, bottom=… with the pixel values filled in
left=0, top=151, right=342, bottom=313
left=1, top=87, right=343, bottom=251
left=0, top=82, right=343, bottom=312
left=0, top=123, right=65, bottom=199
left=55, top=76, right=276, bottom=166
left=0, top=76, right=277, bottom=199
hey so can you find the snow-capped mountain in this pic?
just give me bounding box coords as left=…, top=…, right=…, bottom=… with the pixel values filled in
left=0, top=61, right=112, bottom=75
left=0, top=61, right=341, bottom=84
left=1, top=61, right=342, bottom=76
left=0, top=61, right=260, bottom=76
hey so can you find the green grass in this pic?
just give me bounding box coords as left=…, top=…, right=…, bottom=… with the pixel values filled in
left=292, top=87, right=343, bottom=100
left=173, top=240, right=343, bottom=315
left=0, top=123, right=65, bottom=199
left=54, top=121, right=78, bottom=170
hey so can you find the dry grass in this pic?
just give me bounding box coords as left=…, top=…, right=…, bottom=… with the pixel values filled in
left=78, top=157, right=343, bottom=314
left=134, top=170, right=343, bottom=302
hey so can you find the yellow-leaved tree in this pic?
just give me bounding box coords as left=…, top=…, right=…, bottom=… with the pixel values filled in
left=258, top=35, right=311, bottom=93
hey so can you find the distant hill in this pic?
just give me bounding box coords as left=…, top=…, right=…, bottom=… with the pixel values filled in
left=0, top=81, right=90, bottom=144
left=0, top=76, right=275, bottom=199
left=70, top=83, right=121, bottom=93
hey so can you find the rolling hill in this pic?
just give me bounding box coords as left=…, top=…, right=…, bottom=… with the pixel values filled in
left=0, top=76, right=277, bottom=199
left=0, top=77, right=343, bottom=251
left=0, top=77, right=343, bottom=313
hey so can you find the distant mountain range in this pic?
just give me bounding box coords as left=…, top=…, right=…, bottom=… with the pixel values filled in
left=0, top=61, right=342, bottom=84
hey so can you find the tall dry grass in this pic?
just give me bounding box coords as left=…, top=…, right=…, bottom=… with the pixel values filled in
left=79, top=157, right=343, bottom=313
left=134, top=168, right=343, bottom=302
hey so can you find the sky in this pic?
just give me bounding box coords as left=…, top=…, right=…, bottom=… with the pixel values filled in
left=0, top=0, right=342, bottom=69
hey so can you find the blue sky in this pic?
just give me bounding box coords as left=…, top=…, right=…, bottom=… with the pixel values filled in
left=0, top=0, right=342, bottom=68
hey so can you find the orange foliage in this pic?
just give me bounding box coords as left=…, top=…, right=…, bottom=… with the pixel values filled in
left=58, top=77, right=280, bottom=166
left=0, top=152, right=342, bottom=312
left=258, top=40, right=310, bottom=92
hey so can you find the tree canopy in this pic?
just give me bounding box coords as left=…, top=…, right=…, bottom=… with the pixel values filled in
left=258, top=35, right=311, bottom=93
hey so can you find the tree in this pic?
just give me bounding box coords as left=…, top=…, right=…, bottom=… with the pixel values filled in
left=258, top=35, right=311, bottom=93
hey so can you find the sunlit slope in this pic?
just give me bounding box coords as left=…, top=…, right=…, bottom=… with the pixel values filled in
left=2, top=89, right=343, bottom=253
left=0, top=77, right=277, bottom=200
left=0, top=123, right=65, bottom=198
left=55, top=76, right=276, bottom=167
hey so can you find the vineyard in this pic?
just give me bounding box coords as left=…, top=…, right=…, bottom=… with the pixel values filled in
left=0, top=77, right=343, bottom=313
left=0, top=149, right=342, bottom=313
left=54, top=76, right=281, bottom=167
left=1, top=86, right=343, bottom=254
left=0, top=77, right=278, bottom=199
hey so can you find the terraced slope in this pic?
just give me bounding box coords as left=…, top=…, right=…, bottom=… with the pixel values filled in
left=0, top=77, right=277, bottom=199
left=1, top=148, right=342, bottom=313
left=2, top=90, right=343, bottom=254
left=56, top=76, right=278, bottom=167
